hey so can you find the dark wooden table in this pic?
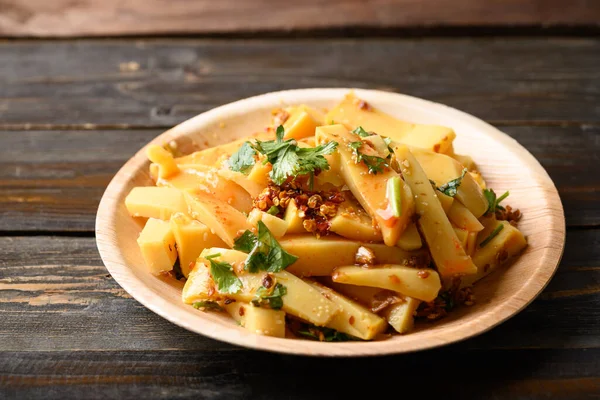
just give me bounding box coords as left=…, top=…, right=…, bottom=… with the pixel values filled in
left=1, top=36, right=599, bottom=399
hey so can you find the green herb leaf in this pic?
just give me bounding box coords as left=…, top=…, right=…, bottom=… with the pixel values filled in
left=228, top=141, right=256, bottom=174
left=205, top=253, right=242, bottom=294
left=252, top=283, right=287, bottom=310
left=296, top=324, right=357, bottom=342
left=267, top=205, right=280, bottom=215
left=233, top=230, right=257, bottom=253
left=351, top=126, right=370, bottom=137
left=192, top=301, right=223, bottom=311
left=483, top=189, right=510, bottom=215
left=437, top=168, right=468, bottom=197
left=253, top=125, right=338, bottom=185
left=348, top=141, right=388, bottom=174
left=479, top=224, right=504, bottom=248
left=235, top=221, right=298, bottom=273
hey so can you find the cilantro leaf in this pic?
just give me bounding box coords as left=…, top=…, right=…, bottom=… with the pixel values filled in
left=233, top=230, right=257, bottom=253
left=252, top=283, right=287, bottom=310
left=483, top=189, right=510, bottom=215
left=437, top=168, right=467, bottom=197
left=235, top=221, right=298, bottom=273
left=267, top=206, right=279, bottom=215
left=348, top=141, right=388, bottom=174
left=192, top=301, right=223, bottom=311
left=351, top=126, right=370, bottom=137
left=205, top=253, right=242, bottom=294
left=228, top=141, right=256, bottom=174
left=296, top=324, right=357, bottom=342
left=253, top=125, right=338, bottom=185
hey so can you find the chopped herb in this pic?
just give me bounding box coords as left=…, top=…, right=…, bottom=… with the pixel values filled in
left=386, top=176, right=402, bottom=217
left=205, top=253, right=242, bottom=294
left=253, top=125, right=338, bottom=185
left=348, top=141, right=388, bottom=174
left=437, top=168, right=467, bottom=197
left=235, top=221, right=298, bottom=273
left=233, top=230, right=257, bottom=253
left=267, top=205, right=280, bottom=215
left=296, top=324, right=357, bottom=342
left=192, top=301, right=223, bottom=311
left=479, top=224, right=504, bottom=248
left=383, top=137, right=394, bottom=155
left=439, top=291, right=455, bottom=312
left=351, top=126, right=370, bottom=137
left=483, top=189, right=510, bottom=215
left=228, top=141, right=256, bottom=174
left=252, top=283, right=287, bottom=310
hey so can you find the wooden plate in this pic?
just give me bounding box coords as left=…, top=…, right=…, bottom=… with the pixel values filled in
left=96, top=88, right=565, bottom=356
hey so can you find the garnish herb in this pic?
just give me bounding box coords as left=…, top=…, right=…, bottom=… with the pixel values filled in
left=297, top=324, right=356, bottom=342
left=252, top=283, right=287, bottom=310
left=205, top=253, right=243, bottom=294
left=192, top=301, right=223, bottom=311
left=348, top=141, right=388, bottom=174
left=228, top=141, right=256, bottom=174
left=483, top=189, right=510, bottom=215
left=253, top=125, right=338, bottom=186
left=437, top=168, right=468, bottom=197
left=351, top=126, right=370, bottom=137
left=234, top=221, right=298, bottom=273
left=386, top=176, right=402, bottom=217
left=479, top=224, right=504, bottom=248
left=267, top=205, right=280, bottom=215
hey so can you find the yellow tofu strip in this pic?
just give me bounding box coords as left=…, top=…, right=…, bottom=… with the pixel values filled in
left=307, top=280, right=387, bottom=340
left=325, top=92, right=414, bottom=138
left=174, top=131, right=274, bottom=166
left=411, top=148, right=488, bottom=218
left=146, top=145, right=180, bottom=179
left=332, top=265, right=441, bottom=302
left=242, top=306, right=286, bottom=338
left=329, top=195, right=383, bottom=242
left=247, top=209, right=288, bottom=238
left=317, top=125, right=414, bottom=246
left=282, top=110, right=319, bottom=140
left=461, top=221, right=527, bottom=287
left=383, top=298, right=421, bottom=334
left=125, top=186, right=188, bottom=220
left=400, top=125, right=456, bottom=154
left=447, top=200, right=484, bottom=232
left=183, top=192, right=252, bottom=248
left=279, top=235, right=430, bottom=276
left=394, top=145, right=478, bottom=277
left=181, top=260, right=215, bottom=304
left=170, top=213, right=227, bottom=278
left=396, top=222, right=423, bottom=251
left=137, top=218, right=178, bottom=275
left=197, top=249, right=341, bottom=326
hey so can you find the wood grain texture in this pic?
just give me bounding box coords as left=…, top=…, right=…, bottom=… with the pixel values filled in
left=0, top=0, right=598, bottom=37
left=1, top=125, right=596, bottom=232
left=94, top=88, right=565, bottom=356
left=0, top=229, right=597, bottom=352
left=1, top=39, right=600, bottom=126
left=1, top=349, right=599, bottom=400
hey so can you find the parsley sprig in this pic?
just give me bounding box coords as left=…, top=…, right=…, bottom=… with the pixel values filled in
left=205, top=253, right=242, bottom=294
left=228, top=126, right=338, bottom=185
left=437, top=168, right=467, bottom=197
left=483, top=188, right=510, bottom=215
left=234, top=220, right=298, bottom=273
left=252, top=283, right=287, bottom=310
left=348, top=141, right=388, bottom=174
left=351, top=126, right=370, bottom=137
left=479, top=224, right=504, bottom=247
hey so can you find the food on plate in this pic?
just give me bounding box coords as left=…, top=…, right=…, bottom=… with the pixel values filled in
left=125, top=92, right=527, bottom=341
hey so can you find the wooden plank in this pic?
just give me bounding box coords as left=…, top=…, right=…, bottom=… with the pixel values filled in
left=0, top=0, right=598, bottom=37
left=0, top=229, right=597, bottom=352
left=1, top=125, right=597, bottom=232
left=1, top=349, right=599, bottom=399
left=1, top=39, right=599, bottom=126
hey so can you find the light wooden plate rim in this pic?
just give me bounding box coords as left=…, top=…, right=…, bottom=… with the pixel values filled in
left=96, top=88, right=565, bottom=357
